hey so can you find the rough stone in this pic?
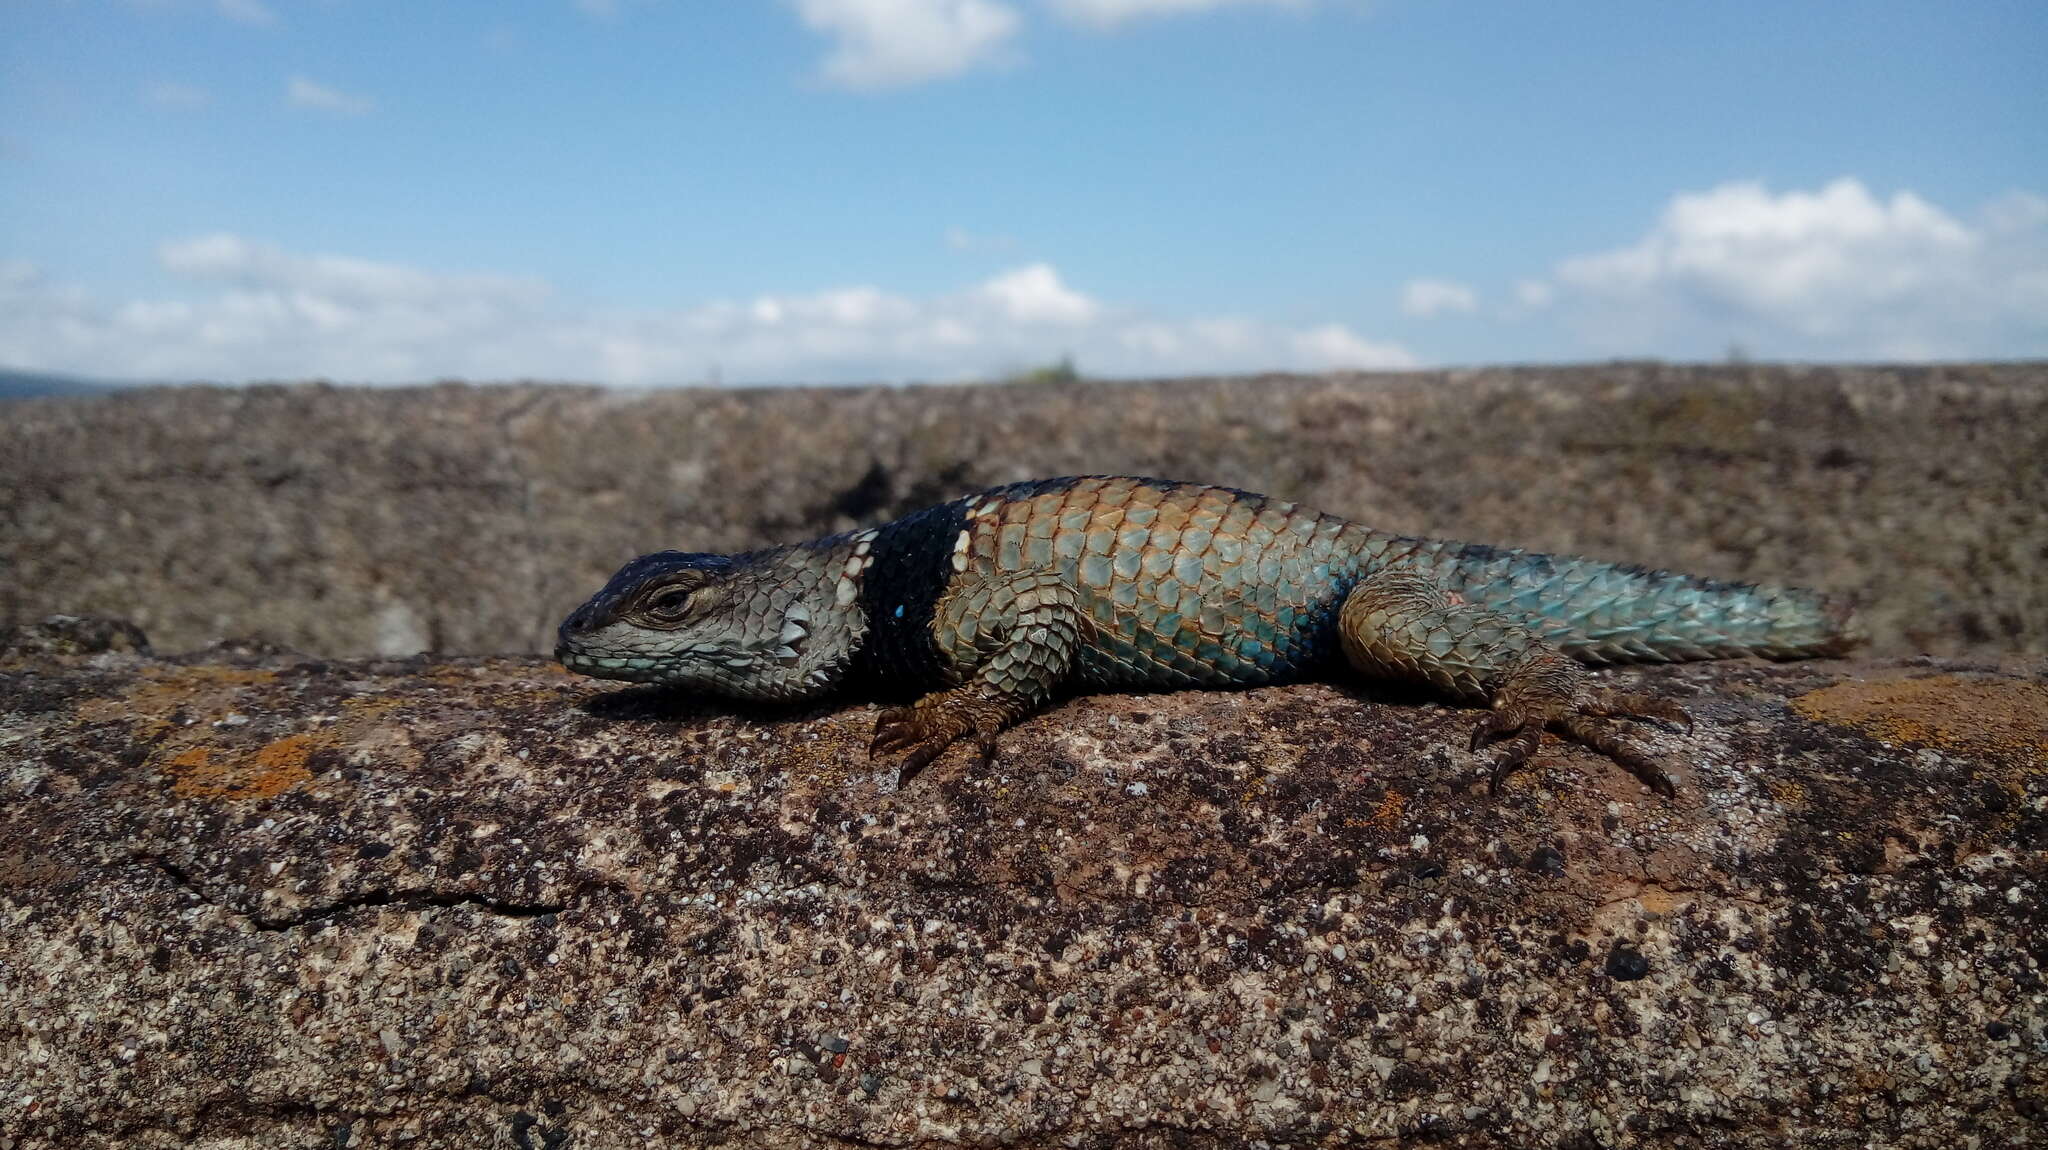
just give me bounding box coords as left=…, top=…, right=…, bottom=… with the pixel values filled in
left=2, top=636, right=2042, bottom=1147
left=3, top=364, right=2044, bottom=658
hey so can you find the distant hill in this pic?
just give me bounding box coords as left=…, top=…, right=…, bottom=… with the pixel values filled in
left=0, top=368, right=132, bottom=399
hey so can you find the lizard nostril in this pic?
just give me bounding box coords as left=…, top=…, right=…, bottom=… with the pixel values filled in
left=559, top=604, right=598, bottom=639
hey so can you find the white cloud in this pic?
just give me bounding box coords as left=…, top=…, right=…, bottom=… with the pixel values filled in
left=287, top=76, right=374, bottom=116
left=1983, top=189, right=2048, bottom=235
left=0, top=237, right=552, bottom=383
left=1548, top=178, right=2048, bottom=359
left=145, top=81, right=210, bottom=108
left=977, top=262, right=1097, bottom=324
left=1048, top=0, right=1304, bottom=30
left=1399, top=278, right=1477, bottom=319
left=794, top=0, right=1022, bottom=88
left=217, top=0, right=275, bottom=26
left=157, top=234, right=547, bottom=309
left=0, top=236, right=1414, bottom=384
left=1288, top=323, right=1413, bottom=370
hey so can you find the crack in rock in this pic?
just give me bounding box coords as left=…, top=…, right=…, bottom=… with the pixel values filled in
left=144, top=855, right=563, bottom=930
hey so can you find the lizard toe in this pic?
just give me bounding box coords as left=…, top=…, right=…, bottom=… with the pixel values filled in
left=1552, top=714, right=1681, bottom=797
left=1467, top=705, right=1530, bottom=753
left=1478, top=726, right=1545, bottom=793
left=872, top=705, right=977, bottom=782
left=891, top=732, right=960, bottom=783
left=1583, top=688, right=1692, bottom=733
left=869, top=706, right=927, bottom=757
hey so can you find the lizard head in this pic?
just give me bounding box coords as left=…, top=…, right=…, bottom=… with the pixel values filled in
left=555, top=547, right=850, bottom=701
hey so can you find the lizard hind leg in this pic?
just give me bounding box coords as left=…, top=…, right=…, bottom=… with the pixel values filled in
left=1338, top=570, right=1690, bottom=797
left=869, top=571, right=1085, bottom=783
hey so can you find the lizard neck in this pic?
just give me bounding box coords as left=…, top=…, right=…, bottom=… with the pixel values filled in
left=738, top=529, right=877, bottom=701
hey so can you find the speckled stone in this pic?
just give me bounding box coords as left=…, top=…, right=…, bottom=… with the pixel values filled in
left=2, top=363, right=2045, bottom=659
left=2, top=639, right=2044, bottom=1147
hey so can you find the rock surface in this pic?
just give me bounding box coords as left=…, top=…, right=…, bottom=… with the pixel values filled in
left=2, top=631, right=2043, bottom=1147
left=3, top=363, right=2044, bottom=658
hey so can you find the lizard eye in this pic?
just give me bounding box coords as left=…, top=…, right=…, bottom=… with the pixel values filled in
left=644, top=586, right=694, bottom=621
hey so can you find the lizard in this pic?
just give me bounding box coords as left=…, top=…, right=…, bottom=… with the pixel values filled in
left=555, top=476, right=1860, bottom=795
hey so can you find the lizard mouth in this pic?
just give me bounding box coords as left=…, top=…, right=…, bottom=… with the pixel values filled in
left=556, top=648, right=672, bottom=681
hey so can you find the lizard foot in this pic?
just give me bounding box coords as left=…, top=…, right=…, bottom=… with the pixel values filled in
left=869, top=692, right=1004, bottom=783
left=1579, top=687, right=1693, bottom=733
left=1466, top=688, right=1689, bottom=798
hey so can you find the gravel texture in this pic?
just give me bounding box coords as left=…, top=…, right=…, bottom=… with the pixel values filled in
left=2, top=622, right=2042, bottom=1148
left=2, top=363, right=2043, bottom=659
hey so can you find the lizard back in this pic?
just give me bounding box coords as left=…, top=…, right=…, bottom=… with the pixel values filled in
left=852, top=476, right=1372, bottom=691
left=844, top=475, right=1855, bottom=693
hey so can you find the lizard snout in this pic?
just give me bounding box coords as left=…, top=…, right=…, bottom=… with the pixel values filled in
left=556, top=599, right=609, bottom=652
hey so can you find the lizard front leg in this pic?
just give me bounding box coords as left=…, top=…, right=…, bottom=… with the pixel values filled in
left=1337, top=570, right=1691, bottom=795
left=870, top=571, right=1085, bottom=781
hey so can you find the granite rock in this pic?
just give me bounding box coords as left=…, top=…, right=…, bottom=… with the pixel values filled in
left=2, top=633, right=2042, bottom=1147
left=3, top=364, right=2044, bottom=658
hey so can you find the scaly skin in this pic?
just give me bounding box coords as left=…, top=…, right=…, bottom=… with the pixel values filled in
left=557, top=477, right=1861, bottom=794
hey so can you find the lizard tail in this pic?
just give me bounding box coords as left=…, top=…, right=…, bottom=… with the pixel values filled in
left=1413, top=541, right=1863, bottom=664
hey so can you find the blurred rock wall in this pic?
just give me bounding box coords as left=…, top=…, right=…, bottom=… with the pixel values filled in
left=2, top=363, right=2042, bottom=657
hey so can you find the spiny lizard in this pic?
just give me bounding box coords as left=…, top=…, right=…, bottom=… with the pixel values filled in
left=557, top=476, right=1860, bottom=794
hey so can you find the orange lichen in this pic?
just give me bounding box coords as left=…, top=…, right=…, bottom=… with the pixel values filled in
left=1766, top=780, right=1809, bottom=809
left=1637, top=886, right=1683, bottom=915
left=1340, top=789, right=1407, bottom=833
left=1367, top=789, right=1406, bottom=830
left=163, top=733, right=321, bottom=800
left=1792, top=674, right=2048, bottom=769
left=77, top=665, right=281, bottom=739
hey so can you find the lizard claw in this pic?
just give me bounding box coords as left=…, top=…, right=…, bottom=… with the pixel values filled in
left=1478, top=726, right=1545, bottom=793
left=871, top=713, right=961, bottom=781
left=1484, top=758, right=1522, bottom=796
left=867, top=679, right=1029, bottom=784
left=869, top=705, right=923, bottom=756
left=1553, top=714, right=1682, bottom=797
left=869, top=699, right=999, bottom=783
left=1468, top=705, right=1527, bottom=753
left=890, top=732, right=956, bottom=783
left=1462, top=689, right=1688, bottom=797
left=1460, top=705, right=1545, bottom=793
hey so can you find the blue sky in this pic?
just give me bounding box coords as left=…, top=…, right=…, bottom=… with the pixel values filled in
left=3, top=0, right=2044, bottom=384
